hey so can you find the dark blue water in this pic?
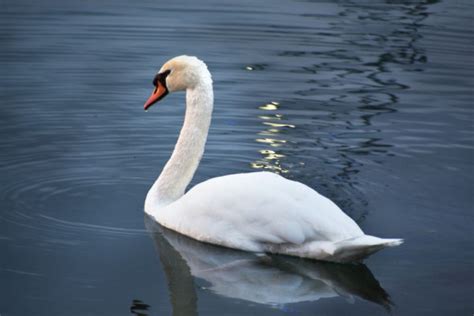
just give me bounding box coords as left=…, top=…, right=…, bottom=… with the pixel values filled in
left=1, top=0, right=473, bottom=315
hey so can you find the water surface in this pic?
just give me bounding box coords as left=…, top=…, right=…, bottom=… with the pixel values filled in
left=1, top=0, right=473, bottom=315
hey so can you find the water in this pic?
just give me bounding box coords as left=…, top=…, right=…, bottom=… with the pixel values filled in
left=0, top=0, right=472, bottom=315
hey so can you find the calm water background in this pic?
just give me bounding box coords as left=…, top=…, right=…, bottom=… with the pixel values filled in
left=1, top=0, right=473, bottom=315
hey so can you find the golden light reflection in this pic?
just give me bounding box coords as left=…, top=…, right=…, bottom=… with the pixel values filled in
left=258, top=115, right=281, bottom=120
left=251, top=101, right=294, bottom=174
left=250, top=162, right=289, bottom=173
left=256, top=138, right=286, bottom=146
left=262, top=122, right=295, bottom=128
left=258, top=128, right=280, bottom=134
left=258, top=101, right=280, bottom=111
left=259, top=149, right=285, bottom=160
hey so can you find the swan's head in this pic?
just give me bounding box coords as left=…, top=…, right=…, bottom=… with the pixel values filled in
left=144, top=55, right=211, bottom=110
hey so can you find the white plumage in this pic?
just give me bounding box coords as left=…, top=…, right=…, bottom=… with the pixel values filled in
left=144, top=55, right=402, bottom=262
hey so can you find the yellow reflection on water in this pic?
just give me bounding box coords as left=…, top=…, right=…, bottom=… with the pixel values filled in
left=256, top=138, right=286, bottom=146
left=251, top=101, right=294, bottom=174
left=258, top=115, right=281, bottom=120
left=258, top=128, right=280, bottom=135
left=250, top=162, right=289, bottom=173
left=259, top=149, right=285, bottom=160
left=262, top=122, right=295, bottom=128
left=258, top=101, right=280, bottom=111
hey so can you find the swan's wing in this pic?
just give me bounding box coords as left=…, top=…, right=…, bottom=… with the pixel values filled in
left=157, top=172, right=363, bottom=251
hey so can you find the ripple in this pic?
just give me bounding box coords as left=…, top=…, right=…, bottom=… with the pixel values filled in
left=0, top=152, right=148, bottom=240
left=37, top=215, right=147, bottom=236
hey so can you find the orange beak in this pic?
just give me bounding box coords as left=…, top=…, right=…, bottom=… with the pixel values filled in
left=144, top=81, right=168, bottom=110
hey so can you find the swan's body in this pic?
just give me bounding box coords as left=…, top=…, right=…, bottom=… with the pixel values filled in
left=143, top=55, right=402, bottom=263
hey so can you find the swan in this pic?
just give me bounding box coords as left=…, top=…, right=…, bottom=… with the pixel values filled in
left=143, top=55, right=403, bottom=263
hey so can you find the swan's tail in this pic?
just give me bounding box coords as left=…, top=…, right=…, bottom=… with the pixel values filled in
left=329, top=235, right=403, bottom=263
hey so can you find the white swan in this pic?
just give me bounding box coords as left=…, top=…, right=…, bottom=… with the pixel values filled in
left=143, top=55, right=402, bottom=263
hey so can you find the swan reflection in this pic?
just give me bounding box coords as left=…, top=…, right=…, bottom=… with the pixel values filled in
left=146, top=217, right=392, bottom=312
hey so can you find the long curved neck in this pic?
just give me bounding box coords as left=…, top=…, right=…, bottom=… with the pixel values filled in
left=147, top=81, right=213, bottom=209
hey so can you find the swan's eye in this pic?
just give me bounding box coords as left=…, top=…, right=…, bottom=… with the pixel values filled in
left=152, top=69, right=171, bottom=87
